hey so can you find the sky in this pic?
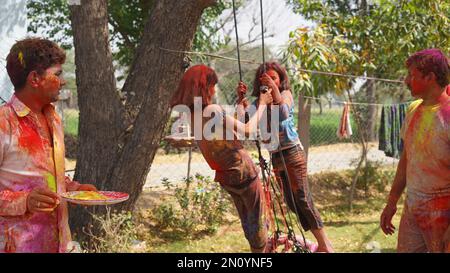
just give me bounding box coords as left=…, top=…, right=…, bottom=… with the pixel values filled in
left=221, top=0, right=314, bottom=55
left=0, top=0, right=27, bottom=102
left=0, top=0, right=315, bottom=102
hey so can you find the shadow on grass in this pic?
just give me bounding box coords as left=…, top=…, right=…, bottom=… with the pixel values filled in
left=324, top=219, right=379, bottom=227
left=146, top=217, right=238, bottom=244
left=318, top=197, right=386, bottom=216
left=358, top=225, right=381, bottom=250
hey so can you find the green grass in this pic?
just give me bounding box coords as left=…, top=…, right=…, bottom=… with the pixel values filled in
left=308, top=109, right=360, bottom=146
left=138, top=168, right=402, bottom=253
left=63, top=107, right=378, bottom=148
left=143, top=195, right=401, bottom=253
left=63, top=109, right=79, bottom=136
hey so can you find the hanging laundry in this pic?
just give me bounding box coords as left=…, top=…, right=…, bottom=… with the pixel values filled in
left=378, top=103, right=408, bottom=158
left=336, top=102, right=353, bottom=139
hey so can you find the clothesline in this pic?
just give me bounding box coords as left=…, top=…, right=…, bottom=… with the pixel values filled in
left=301, top=95, right=413, bottom=106
left=159, top=47, right=405, bottom=84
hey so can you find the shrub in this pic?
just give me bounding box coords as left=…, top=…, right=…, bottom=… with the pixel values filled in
left=349, top=159, right=396, bottom=195
left=83, top=208, right=143, bottom=253
left=152, top=174, right=231, bottom=237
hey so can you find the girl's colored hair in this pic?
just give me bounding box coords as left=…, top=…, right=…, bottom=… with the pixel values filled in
left=171, top=64, right=218, bottom=109
left=252, top=61, right=290, bottom=97
left=406, top=49, right=449, bottom=87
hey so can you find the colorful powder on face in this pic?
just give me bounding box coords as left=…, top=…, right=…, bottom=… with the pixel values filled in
left=410, top=80, right=428, bottom=97
left=39, top=74, right=61, bottom=94
left=266, top=69, right=281, bottom=88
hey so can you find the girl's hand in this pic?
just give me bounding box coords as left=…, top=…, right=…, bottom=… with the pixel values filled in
left=236, top=81, right=247, bottom=101
left=76, top=184, right=97, bottom=191
left=259, top=73, right=277, bottom=91
left=259, top=89, right=273, bottom=105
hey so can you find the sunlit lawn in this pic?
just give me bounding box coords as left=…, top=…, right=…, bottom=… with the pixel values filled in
left=139, top=170, right=402, bottom=253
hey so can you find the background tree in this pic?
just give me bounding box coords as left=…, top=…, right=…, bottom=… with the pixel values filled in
left=285, top=0, right=450, bottom=209
left=284, top=25, right=359, bottom=157
left=286, top=0, right=450, bottom=141
left=28, top=0, right=235, bottom=70
left=47, top=0, right=217, bottom=242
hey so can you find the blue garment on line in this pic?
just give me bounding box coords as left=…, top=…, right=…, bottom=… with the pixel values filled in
left=378, top=103, right=408, bottom=158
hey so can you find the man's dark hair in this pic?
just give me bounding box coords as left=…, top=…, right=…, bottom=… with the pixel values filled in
left=6, top=37, right=66, bottom=90
left=406, top=48, right=450, bottom=88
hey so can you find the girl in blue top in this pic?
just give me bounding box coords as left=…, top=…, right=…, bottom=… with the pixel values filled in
left=238, top=61, right=334, bottom=252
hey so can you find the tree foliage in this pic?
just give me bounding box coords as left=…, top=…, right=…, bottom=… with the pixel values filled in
left=286, top=0, right=450, bottom=83
left=284, top=25, right=359, bottom=96
left=28, top=0, right=234, bottom=68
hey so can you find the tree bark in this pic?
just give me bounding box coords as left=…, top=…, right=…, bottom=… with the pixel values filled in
left=365, top=79, right=377, bottom=141
left=68, top=0, right=216, bottom=242
left=298, top=94, right=311, bottom=159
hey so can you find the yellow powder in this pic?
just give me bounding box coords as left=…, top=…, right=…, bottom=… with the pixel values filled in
left=71, top=191, right=108, bottom=200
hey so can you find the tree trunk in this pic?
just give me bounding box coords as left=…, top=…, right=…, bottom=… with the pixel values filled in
left=298, top=94, right=311, bottom=159
left=346, top=91, right=369, bottom=211
left=365, top=79, right=377, bottom=141
left=68, top=0, right=216, bottom=242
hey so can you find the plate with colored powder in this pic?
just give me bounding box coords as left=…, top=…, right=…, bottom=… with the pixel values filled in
left=61, top=191, right=129, bottom=205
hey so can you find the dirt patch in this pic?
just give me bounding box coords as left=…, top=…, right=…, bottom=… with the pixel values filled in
left=134, top=186, right=172, bottom=209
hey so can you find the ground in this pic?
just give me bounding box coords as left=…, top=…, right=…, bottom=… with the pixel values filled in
left=64, top=143, right=402, bottom=253
left=133, top=167, right=403, bottom=253
left=142, top=142, right=398, bottom=188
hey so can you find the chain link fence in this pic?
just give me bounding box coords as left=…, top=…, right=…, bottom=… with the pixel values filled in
left=60, top=55, right=405, bottom=188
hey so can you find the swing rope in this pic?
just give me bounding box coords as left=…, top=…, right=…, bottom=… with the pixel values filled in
left=257, top=0, right=309, bottom=252
left=231, top=0, right=310, bottom=253
left=259, top=0, right=266, bottom=67
left=231, top=0, right=242, bottom=82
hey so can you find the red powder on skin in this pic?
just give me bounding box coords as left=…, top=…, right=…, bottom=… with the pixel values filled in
left=17, top=117, right=43, bottom=157
left=266, top=69, right=281, bottom=88
left=410, top=80, right=428, bottom=97
left=39, top=74, right=60, bottom=92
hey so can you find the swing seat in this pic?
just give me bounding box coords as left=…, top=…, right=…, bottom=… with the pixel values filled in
left=266, top=234, right=318, bottom=253
left=164, top=135, right=196, bottom=148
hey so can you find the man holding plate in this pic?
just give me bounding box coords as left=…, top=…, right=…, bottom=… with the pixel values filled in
left=0, top=38, right=97, bottom=253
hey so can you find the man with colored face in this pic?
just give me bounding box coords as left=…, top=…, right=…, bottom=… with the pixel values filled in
left=380, top=49, right=450, bottom=252
left=0, top=38, right=96, bottom=253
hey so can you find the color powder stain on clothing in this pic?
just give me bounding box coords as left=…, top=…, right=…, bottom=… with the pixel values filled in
left=17, top=117, right=43, bottom=157
left=413, top=195, right=450, bottom=231
left=44, top=172, right=57, bottom=192
left=408, top=106, right=436, bottom=148
left=0, top=190, right=27, bottom=202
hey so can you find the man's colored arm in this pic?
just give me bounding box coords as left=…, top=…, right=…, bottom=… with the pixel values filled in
left=65, top=176, right=81, bottom=192
left=387, top=150, right=407, bottom=207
